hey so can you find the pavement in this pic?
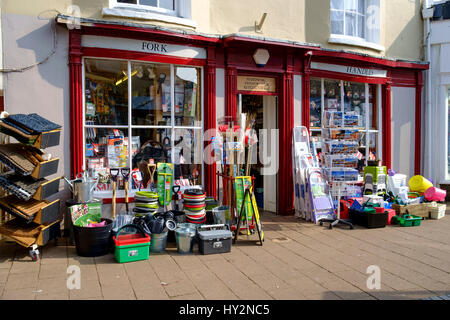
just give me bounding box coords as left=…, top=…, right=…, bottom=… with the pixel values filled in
left=0, top=210, right=450, bottom=300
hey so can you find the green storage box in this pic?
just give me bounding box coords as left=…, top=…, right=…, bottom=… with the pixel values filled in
left=393, top=215, right=422, bottom=227
left=113, top=225, right=151, bottom=263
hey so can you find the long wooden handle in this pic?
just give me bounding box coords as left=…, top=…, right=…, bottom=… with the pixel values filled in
left=124, top=180, right=129, bottom=204
left=112, top=181, right=116, bottom=219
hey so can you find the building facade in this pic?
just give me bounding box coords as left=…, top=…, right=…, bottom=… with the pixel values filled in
left=425, top=0, right=450, bottom=196
left=0, top=0, right=428, bottom=216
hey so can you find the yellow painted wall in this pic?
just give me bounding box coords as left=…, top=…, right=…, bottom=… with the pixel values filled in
left=1, top=0, right=424, bottom=61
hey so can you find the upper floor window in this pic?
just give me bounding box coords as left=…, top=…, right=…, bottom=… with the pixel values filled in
left=105, top=0, right=195, bottom=28
left=330, top=0, right=382, bottom=50
left=117, top=0, right=176, bottom=15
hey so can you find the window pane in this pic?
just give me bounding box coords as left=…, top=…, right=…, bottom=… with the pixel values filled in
left=358, top=14, right=365, bottom=38
left=85, top=128, right=129, bottom=190
left=175, top=67, right=202, bottom=127
left=346, top=0, right=358, bottom=12
left=331, top=0, right=344, bottom=10
left=131, top=62, right=171, bottom=126
left=310, top=78, right=322, bottom=128
left=132, top=128, right=171, bottom=189
left=85, top=59, right=129, bottom=126
left=159, top=0, right=175, bottom=10
left=368, top=84, right=377, bottom=130
left=324, top=79, right=342, bottom=112
left=174, top=128, right=202, bottom=184
left=331, top=10, right=344, bottom=35
left=343, top=82, right=365, bottom=128
left=368, top=132, right=378, bottom=161
left=139, top=0, right=158, bottom=6
left=118, top=0, right=137, bottom=3
left=345, top=13, right=357, bottom=37
left=358, top=0, right=365, bottom=14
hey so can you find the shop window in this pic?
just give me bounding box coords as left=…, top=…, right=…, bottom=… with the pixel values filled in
left=84, top=58, right=203, bottom=195
left=330, top=0, right=382, bottom=51
left=309, top=77, right=379, bottom=169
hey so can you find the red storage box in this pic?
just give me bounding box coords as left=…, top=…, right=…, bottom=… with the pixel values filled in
left=386, top=209, right=396, bottom=225
left=375, top=207, right=385, bottom=214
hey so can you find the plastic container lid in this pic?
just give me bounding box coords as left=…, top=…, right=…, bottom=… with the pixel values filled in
left=198, top=229, right=233, bottom=241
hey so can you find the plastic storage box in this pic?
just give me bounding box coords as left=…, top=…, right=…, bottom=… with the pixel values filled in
left=113, top=224, right=150, bottom=263
left=349, top=209, right=388, bottom=229
left=363, top=166, right=387, bottom=184
left=393, top=215, right=422, bottom=227
left=198, top=224, right=232, bottom=255
left=427, top=203, right=446, bottom=220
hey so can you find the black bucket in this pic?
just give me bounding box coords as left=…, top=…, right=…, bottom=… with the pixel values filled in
left=73, top=218, right=113, bottom=257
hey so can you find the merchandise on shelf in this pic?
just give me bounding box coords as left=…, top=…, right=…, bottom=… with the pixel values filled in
left=323, top=140, right=359, bottom=154
left=323, top=154, right=358, bottom=168
left=324, top=168, right=359, bottom=182
left=322, top=128, right=359, bottom=140
left=323, top=111, right=360, bottom=128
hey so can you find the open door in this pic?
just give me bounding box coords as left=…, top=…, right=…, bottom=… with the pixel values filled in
left=262, top=95, right=278, bottom=213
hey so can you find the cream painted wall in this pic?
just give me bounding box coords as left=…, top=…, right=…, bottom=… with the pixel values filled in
left=1, top=0, right=424, bottom=61
left=208, top=0, right=306, bottom=41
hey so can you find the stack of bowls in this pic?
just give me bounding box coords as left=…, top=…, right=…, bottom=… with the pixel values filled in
left=133, top=191, right=159, bottom=217
left=183, top=189, right=206, bottom=224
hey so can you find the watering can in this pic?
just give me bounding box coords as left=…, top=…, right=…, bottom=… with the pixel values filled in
left=64, top=171, right=99, bottom=204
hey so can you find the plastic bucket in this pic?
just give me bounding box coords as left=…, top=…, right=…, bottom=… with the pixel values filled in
left=409, top=175, right=433, bottom=193
left=73, top=218, right=113, bottom=257
left=425, top=187, right=447, bottom=202
left=150, top=231, right=168, bottom=253
left=212, top=206, right=231, bottom=226
left=175, top=227, right=196, bottom=254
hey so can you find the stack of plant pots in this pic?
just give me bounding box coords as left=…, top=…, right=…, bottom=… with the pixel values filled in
left=183, top=189, right=206, bottom=224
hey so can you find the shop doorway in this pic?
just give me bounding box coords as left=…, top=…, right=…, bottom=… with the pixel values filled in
left=238, top=94, right=278, bottom=213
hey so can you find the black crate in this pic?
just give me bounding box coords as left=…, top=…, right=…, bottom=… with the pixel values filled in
left=349, top=209, right=388, bottom=229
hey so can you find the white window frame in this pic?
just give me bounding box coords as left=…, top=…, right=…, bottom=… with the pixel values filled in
left=113, top=0, right=177, bottom=16
left=309, top=78, right=382, bottom=166
left=329, top=0, right=384, bottom=52
left=82, top=57, right=204, bottom=199
left=104, top=0, right=196, bottom=28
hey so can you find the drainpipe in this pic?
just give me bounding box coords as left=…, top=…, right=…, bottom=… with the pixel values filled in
left=422, top=0, right=433, bottom=181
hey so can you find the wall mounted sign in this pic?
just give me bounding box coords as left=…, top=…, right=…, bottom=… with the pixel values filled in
left=82, top=35, right=206, bottom=59
left=237, top=76, right=276, bottom=93
left=311, top=62, right=387, bottom=78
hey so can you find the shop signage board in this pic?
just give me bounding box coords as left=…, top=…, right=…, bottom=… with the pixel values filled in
left=82, top=35, right=206, bottom=59
left=311, top=62, right=387, bottom=78
left=237, top=76, right=276, bottom=93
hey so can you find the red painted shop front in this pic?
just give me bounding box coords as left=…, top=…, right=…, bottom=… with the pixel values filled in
left=65, top=22, right=427, bottom=216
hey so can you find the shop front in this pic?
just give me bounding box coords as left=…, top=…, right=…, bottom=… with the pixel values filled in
left=303, top=50, right=427, bottom=180
left=66, top=23, right=220, bottom=206
left=65, top=21, right=428, bottom=217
